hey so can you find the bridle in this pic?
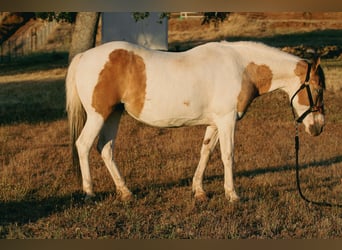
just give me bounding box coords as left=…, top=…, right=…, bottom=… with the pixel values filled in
left=290, top=63, right=324, bottom=123
left=289, top=63, right=342, bottom=208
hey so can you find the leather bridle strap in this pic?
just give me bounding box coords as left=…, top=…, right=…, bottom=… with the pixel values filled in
left=290, top=63, right=318, bottom=123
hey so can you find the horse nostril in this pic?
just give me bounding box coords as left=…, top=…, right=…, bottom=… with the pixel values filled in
left=309, top=124, right=323, bottom=136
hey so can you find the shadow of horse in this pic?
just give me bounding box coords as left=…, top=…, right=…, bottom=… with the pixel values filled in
left=132, top=155, right=342, bottom=199
left=0, top=191, right=112, bottom=228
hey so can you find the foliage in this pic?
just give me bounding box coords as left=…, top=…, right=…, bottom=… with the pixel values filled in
left=132, top=12, right=170, bottom=24
left=35, top=12, right=229, bottom=26
left=35, top=12, right=77, bottom=23
left=132, top=12, right=150, bottom=22
left=132, top=12, right=229, bottom=25
left=202, top=12, right=230, bottom=26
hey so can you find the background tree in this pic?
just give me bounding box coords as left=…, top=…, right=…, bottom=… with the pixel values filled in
left=34, top=12, right=77, bottom=23
left=35, top=12, right=230, bottom=62
left=202, top=12, right=230, bottom=26
left=68, top=12, right=100, bottom=62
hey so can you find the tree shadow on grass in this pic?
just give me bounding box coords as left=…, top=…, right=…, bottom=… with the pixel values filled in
left=0, top=192, right=80, bottom=227
left=0, top=78, right=66, bottom=125
left=0, top=190, right=112, bottom=235
left=169, top=29, right=342, bottom=52
left=0, top=52, right=68, bottom=76
left=132, top=154, right=342, bottom=199
left=236, top=155, right=342, bottom=179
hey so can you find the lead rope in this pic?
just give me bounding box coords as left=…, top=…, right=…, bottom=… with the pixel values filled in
left=294, top=121, right=342, bottom=208
left=290, top=63, right=341, bottom=208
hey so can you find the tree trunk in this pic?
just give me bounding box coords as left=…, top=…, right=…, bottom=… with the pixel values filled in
left=68, top=12, right=100, bottom=62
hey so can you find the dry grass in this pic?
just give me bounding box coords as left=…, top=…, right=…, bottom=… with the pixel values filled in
left=322, top=59, right=342, bottom=91
left=168, top=13, right=342, bottom=51
left=0, top=54, right=341, bottom=239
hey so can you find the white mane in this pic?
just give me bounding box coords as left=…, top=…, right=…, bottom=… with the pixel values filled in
left=220, top=40, right=300, bottom=62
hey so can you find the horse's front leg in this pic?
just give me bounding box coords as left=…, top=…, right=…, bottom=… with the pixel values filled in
left=216, top=112, right=240, bottom=202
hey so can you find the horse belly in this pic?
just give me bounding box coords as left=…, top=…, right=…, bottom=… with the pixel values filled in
left=130, top=91, right=211, bottom=128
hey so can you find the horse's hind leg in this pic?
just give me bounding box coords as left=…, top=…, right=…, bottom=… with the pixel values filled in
left=97, top=108, right=133, bottom=201
left=192, top=125, right=219, bottom=200
left=76, top=112, right=104, bottom=197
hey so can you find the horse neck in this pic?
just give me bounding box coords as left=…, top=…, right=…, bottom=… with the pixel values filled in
left=268, top=58, right=303, bottom=97
left=238, top=46, right=302, bottom=98
left=231, top=42, right=306, bottom=120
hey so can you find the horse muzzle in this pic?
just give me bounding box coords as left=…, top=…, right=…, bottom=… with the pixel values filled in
left=307, top=123, right=324, bottom=136
left=304, top=113, right=325, bottom=136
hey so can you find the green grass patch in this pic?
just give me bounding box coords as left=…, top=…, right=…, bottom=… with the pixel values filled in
left=227, top=29, right=342, bottom=48
left=0, top=51, right=69, bottom=76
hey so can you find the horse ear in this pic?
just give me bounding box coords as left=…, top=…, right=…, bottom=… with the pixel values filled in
left=312, top=56, right=321, bottom=72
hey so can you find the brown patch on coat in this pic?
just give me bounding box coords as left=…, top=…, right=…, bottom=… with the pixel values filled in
left=294, top=59, right=325, bottom=108
left=237, top=62, right=273, bottom=114
left=92, top=49, right=147, bottom=120
left=294, top=60, right=308, bottom=83
left=294, top=60, right=311, bottom=106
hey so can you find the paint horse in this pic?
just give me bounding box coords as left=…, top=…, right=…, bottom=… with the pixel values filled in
left=66, top=41, right=325, bottom=202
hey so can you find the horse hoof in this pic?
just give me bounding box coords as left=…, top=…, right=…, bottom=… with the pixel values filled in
left=226, top=192, right=240, bottom=203
left=84, top=193, right=96, bottom=203
left=194, top=191, right=208, bottom=202
left=118, top=191, right=133, bottom=202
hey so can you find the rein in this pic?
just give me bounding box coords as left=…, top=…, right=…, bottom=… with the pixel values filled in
left=290, top=64, right=342, bottom=208
left=293, top=122, right=342, bottom=208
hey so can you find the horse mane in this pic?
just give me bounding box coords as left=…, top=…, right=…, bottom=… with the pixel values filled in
left=220, top=40, right=300, bottom=62
left=220, top=41, right=326, bottom=91
left=317, top=65, right=326, bottom=89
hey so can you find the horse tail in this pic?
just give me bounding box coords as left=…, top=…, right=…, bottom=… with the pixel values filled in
left=66, top=53, right=86, bottom=181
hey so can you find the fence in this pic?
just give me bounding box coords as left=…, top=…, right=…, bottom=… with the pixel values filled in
left=179, top=12, right=202, bottom=19
left=0, top=20, right=58, bottom=63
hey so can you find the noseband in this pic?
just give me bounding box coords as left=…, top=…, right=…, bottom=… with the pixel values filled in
left=290, top=63, right=324, bottom=123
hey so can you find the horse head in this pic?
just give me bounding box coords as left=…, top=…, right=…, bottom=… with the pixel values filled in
left=291, top=57, right=325, bottom=136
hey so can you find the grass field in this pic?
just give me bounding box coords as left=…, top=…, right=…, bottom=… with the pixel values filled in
left=0, top=50, right=341, bottom=239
